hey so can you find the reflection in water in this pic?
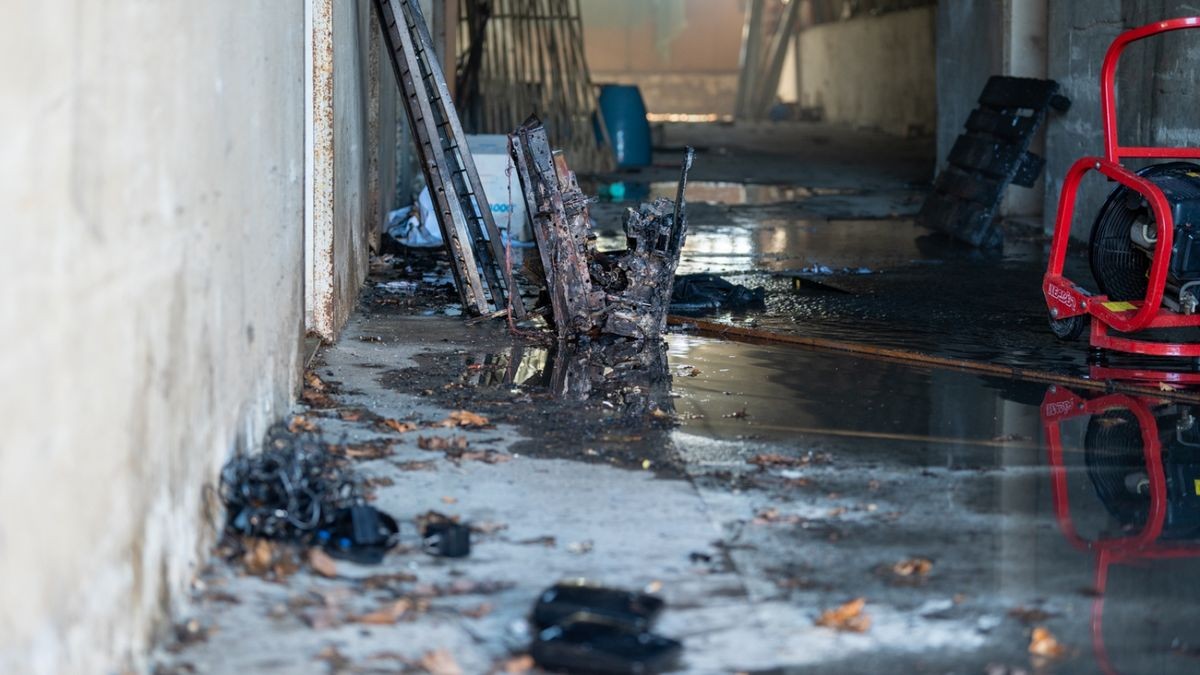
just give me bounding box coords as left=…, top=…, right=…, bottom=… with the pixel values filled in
left=475, top=339, right=674, bottom=420
left=1041, top=387, right=1200, bottom=675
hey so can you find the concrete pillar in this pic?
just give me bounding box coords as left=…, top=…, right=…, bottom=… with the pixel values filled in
left=935, top=1, right=1049, bottom=219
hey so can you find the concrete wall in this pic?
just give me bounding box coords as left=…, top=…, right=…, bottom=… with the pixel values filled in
left=0, top=1, right=391, bottom=672
left=582, top=0, right=745, bottom=115
left=1044, top=0, right=1200, bottom=238
left=797, top=6, right=937, bottom=136
left=307, top=0, right=398, bottom=340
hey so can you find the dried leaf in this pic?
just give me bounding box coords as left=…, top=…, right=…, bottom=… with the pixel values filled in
left=360, top=572, right=418, bottom=590
left=308, top=548, right=338, bottom=578
left=394, top=459, right=438, bottom=471
left=892, top=558, right=933, bottom=577
left=436, top=410, right=490, bottom=428
left=383, top=419, right=418, bottom=433
left=458, top=450, right=513, bottom=464
left=288, top=415, right=319, bottom=433
left=815, top=597, right=871, bottom=632
left=462, top=602, right=493, bottom=618
left=418, top=435, right=470, bottom=451
left=1028, top=626, right=1067, bottom=658
left=753, top=508, right=802, bottom=525
left=306, top=372, right=328, bottom=391
left=333, top=442, right=394, bottom=459
left=354, top=598, right=413, bottom=625
left=1160, top=382, right=1180, bottom=392
left=339, top=409, right=364, bottom=422
left=750, top=453, right=805, bottom=468
left=419, top=649, right=463, bottom=675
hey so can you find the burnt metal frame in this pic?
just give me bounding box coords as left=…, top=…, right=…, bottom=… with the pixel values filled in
left=375, top=0, right=525, bottom=318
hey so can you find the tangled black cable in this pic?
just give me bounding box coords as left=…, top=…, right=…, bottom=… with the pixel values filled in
left=219, top=431, right=360, bottom=542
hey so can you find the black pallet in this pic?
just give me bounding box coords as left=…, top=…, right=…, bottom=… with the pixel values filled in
left=919, top=76, right=1070, bottom=247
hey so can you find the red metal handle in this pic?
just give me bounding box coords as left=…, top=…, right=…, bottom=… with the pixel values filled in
left=1102, top=17, right=1200, bottom=162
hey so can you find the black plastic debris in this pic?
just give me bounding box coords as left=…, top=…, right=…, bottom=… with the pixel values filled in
left=529, top=581, right=681, bottom=674
left=318, top=505, right=400, bottom=564
left=219, top=429, right=400, bottom=563
left=532, top=620, right=682, bottom=675
left=670, top=273, right=765, bottom=314
left=919, top=76, right=1070, bottom=247
left=533, top=581, right=665, bottom=631
left=220, top=434, right=359, bottom=542
left=423, top=520, right=472, bottom=558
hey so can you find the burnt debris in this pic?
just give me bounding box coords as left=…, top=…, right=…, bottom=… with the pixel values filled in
left=511, top=115, right=694, bottom=341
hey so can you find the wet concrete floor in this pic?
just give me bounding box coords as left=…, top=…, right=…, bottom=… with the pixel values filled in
left=155, top=123, right=1200, bottom=674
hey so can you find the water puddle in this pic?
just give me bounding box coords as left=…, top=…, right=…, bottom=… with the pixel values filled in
left=589, top=180, right=860, bottom=205
left=403, top=321, right=1200, bottom=673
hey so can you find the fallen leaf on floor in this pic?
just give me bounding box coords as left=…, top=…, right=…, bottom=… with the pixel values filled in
left=306, top=372, right=328, bottom=391
left=241, top=538, right=300, bottom=579
left=354, top=598, right=414, bottom=625
left=302, top=372, right=338, bottom=408
left=457, top=450, right=513, bottom=464
left=462, top=602, right=493, bottom=618
left=1008, top=606, right=1054, bottom=625
left=1028, top=626, right=1068, bottom=658
left=288, top=415, right=318, bottom=433
left=892, top=558, right=933, bottom=577
left=753, top=507, right=802, bottom=525
left=363, top=476, right=395, bottom=489
left=339, top=409, right=364, bottom=422
left=441, top=496, right=458, bottom=504
left=498, top=654, right=535, bottom=673
left=650, top=408, right=672, bottom=419
left=394, top=459, right=438, bottom=471
left=749, top=453, right=807, bottom=468
left=815, top=597, right=871, bottom=632
left=437, top=410, right=490, bottom=428
left=315, top=645, right=351, bottom=670
left=677, top=365, right=701, bottom=377
left=419, top=649, right=463, bottom=675
left=383, top=419, right=418, bottom=433
left=333, top=442, right=394, bottom=460
left=418, top=435, right=470, bottom=451
left=308, top=548, right=338, bottom=578
left=360, top=572, right=419, bottom=590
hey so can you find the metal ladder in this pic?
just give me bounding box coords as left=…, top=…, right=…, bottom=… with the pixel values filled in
left=374, top=0, right=525, bottom=319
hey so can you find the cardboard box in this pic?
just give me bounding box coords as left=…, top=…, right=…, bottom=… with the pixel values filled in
left=466, top=134, right=530, bottom=242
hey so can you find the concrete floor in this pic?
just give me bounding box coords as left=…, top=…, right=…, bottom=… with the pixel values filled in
left=154, top=123, right=1200, bottom=674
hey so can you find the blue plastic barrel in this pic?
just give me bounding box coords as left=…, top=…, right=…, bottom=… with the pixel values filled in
left=598, top=84, right=652, bottom=168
